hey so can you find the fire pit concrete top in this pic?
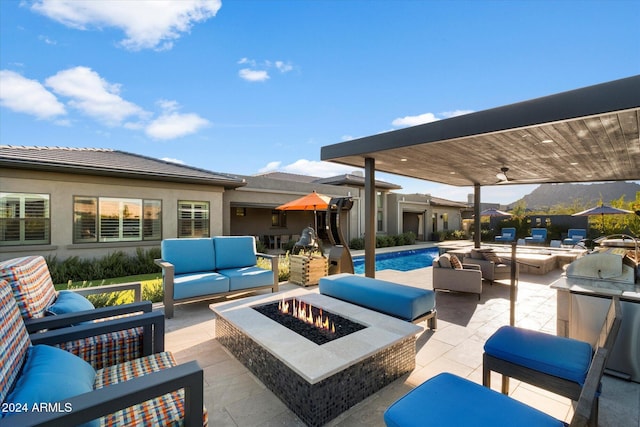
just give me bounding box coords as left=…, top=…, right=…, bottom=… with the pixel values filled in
left=210, top=288, right=422, bottom=384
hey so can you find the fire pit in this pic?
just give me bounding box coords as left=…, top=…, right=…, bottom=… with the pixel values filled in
left=211, top=288, right=421, bottom=426
left=252, top=297, right=366, bottom=345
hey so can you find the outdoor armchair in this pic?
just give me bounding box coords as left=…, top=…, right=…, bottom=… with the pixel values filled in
left=0, top=279, right=206, bottom=427
left=432, top=253, right=483, bottom=299
left=0, top=255, right=160, bottom=369
left=563, top=228, right=587, bottom=246
left=462, top=248, right=517, bottom=284
left=525, top=227, right=548, bottom=244
left=494, top=227, right=516, bottom=242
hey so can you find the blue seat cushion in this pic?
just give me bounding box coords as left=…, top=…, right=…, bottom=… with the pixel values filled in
left=46, top=290, right=95, bottom=315
left=213, top=236, right=257, bottom=270
left=173, top=272, right=229, bottom=300
left=484, top=326, right=592, bottom=385
left=384, top=372, right=563, bottom=427
left=319, top=274, right=435, bottom=321
left=3, top=345, right=97, bottom=426
left=218, top=267, right=273, bottom=291
left=162, top=238, right=216, bottom=275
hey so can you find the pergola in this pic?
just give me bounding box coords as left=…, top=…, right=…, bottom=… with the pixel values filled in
left=321, top=75, right=640, bottom=277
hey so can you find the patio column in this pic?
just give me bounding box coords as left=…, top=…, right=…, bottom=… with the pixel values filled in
left=364, top=157, right=376, bottom=278
left=474, top=183, right=481, bottom=248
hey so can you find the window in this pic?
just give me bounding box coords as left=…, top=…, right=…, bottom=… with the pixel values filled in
left=442, top=213, right=449, bottom=230
left=178, top=201, right=209, bottom=237
left=0, top=193, right=50, bottom=246
left=376, top=192, right=384, bottom=232
left=271, top=210, right=286, bottom=228
left=73, top=196, right=162, bottom=243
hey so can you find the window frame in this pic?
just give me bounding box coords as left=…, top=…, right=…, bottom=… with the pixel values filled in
left=0, top=192, right=51, bottom=246
left=178, top=200, right=210, bottom=238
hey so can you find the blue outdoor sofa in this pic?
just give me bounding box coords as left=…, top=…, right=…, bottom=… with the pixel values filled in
left=155, top=236, right=279, bottom=318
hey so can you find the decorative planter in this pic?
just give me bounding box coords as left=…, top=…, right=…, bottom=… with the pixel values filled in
left=289, top=255, right=328, bottom=286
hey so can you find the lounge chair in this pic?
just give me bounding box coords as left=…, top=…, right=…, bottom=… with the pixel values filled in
left=563, top=228, right=587, bottom=246
left=524, top=227, right=547, bottom=244
left=0, top=255, right=161, bottom=369
left=494, top=227, right=515, bottom=242
left=0, top=278, right=206, bottom=427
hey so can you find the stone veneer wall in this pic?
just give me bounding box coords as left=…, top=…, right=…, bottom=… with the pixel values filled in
left=216, top=317, right=416, bottom=427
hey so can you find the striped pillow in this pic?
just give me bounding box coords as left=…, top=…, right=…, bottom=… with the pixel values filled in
left=0, top=256, right=57, bottom=319
left=0, top=279, right=31, bottom=404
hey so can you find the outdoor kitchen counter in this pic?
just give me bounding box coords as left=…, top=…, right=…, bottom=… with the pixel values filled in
left=551, top=276, right=640, bottom=383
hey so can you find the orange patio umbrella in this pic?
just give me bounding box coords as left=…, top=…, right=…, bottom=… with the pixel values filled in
left=276, top=191, right=331, bottom=231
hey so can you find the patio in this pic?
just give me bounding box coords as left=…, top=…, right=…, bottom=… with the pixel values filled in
left=164, top=265, right=640, bottom=426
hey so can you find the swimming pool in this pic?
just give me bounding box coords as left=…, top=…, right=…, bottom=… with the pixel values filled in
left=352, top=247, right=439, bottom=274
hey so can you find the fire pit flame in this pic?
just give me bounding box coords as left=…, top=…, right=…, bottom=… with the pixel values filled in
left=279, top=297, right=335, bottom=333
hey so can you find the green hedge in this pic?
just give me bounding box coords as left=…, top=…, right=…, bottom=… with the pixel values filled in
left=46, top=248, right=161, bottom=284
left=349, top=232, right=416, bottom=250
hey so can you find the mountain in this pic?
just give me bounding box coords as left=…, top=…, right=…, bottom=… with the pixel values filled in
left=510, top=182, right=640, bottom=210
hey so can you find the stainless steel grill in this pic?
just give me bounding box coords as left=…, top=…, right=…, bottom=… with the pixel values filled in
left=563, top=235, right=640, bottom=382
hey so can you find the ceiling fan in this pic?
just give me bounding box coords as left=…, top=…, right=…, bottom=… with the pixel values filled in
left=495, top=167, right=541, bottom=184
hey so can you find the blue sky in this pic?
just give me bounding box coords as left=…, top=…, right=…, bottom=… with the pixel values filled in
left=1, top=0, right=639, bottom=204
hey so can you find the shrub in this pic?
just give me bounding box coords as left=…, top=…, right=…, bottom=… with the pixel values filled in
left=46, top=248, right=161, bottom=284
left=349, top=237, right=365, bottom=250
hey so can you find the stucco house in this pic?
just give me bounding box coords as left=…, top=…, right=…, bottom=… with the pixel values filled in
left=0, top=146, right=245, bottom=262
left=1, top=145, right=470, bottom=262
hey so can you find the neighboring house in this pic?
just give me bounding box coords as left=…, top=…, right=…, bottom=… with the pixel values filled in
left=0, top=146, right=245, bottom=262
left=387, top=193, right=469, bottom=240
left=1, top=145, right=473, bottom=262
left=227, top=172, right=402, bottom=246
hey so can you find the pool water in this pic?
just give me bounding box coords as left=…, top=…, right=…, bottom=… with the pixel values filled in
left=352, top=247, right=439, bottom=274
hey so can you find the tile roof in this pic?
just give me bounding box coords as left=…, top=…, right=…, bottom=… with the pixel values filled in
left=257, top=171, right=402, bottom=190
left=0, top=145, right=246, bottom=188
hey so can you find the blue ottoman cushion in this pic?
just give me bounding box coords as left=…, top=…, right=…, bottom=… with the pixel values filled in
left=384, top=372, right=563, bottom=427
left=484, top=326, right=593, bottom=385
left=319, top=274, right=435, bottom=321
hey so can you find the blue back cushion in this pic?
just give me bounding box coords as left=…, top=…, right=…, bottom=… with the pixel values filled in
left=214, top=236, right=257, bottom=270
left=46, top=290, right=95, bottom=315
left=162, top=238, right=216, bottom=274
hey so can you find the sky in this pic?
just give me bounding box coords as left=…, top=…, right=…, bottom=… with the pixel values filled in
left=1, top=0, right=639, bottom=205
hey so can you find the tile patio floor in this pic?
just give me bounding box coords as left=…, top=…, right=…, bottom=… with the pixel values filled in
left=164, top=267, right=640, bottom=427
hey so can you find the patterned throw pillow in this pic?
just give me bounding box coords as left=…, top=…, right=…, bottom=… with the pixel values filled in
left=438, top=254, right=452, bottom=268
left=449, top=254, right=463, bottom=270
left=482, top=251, right=502, bottom=264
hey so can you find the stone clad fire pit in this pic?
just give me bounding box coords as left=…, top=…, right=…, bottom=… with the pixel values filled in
left=211, top=288, right=422, bottom=426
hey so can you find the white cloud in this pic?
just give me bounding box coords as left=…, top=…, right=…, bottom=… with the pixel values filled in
left=30, top=0, right=221, bottom=51
left=45, top=66, right=147, bottom=126
left=161, top=157, right=186, bottom=165
left=392, top=109, right=475, bottom=127
left=239, top=68, right=270, bottom=82
left=392, top=112, right=439, bottom=127
left=440, top=109, right=474, bottom=118
left=274, top=61, right=293, bottom=73
left=259, top=159, right=357, bottom=177
left=146, top=111, right=209, bottom=140
left=0, top=70, right=66, bottom=119
left=237, top=58, right=294, bottom=81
